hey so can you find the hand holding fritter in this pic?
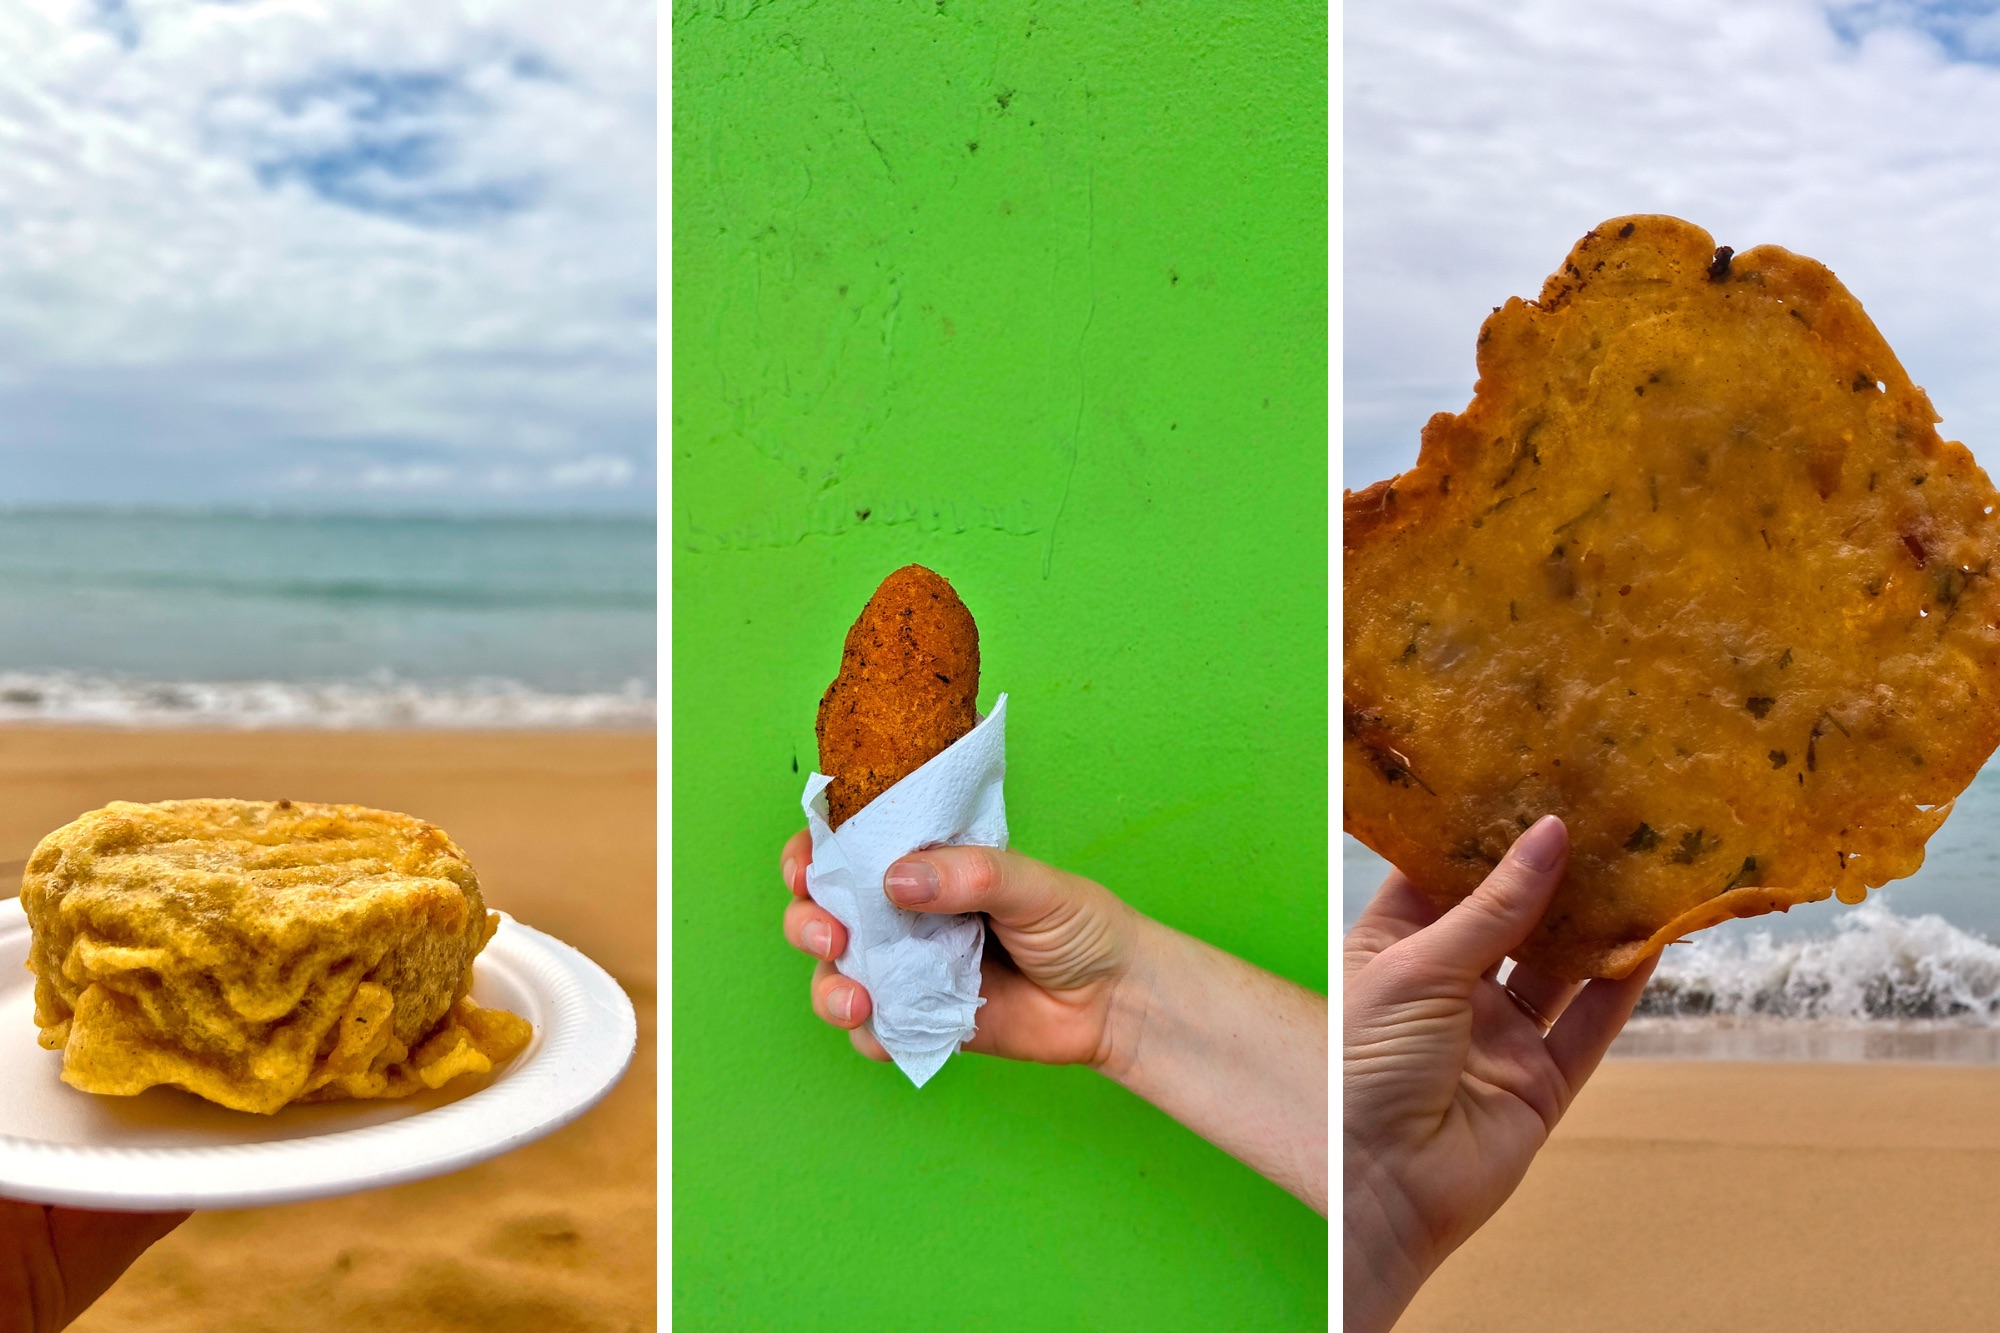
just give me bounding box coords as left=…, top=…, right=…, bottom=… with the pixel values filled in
left=1344, top=817, right=1655, bottom=1332
left=780, top=828, right=1329, bottom=1213
left=1345, top=216, right=2000, bottom=980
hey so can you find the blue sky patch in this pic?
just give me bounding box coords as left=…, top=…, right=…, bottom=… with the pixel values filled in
left=253, top=68, right=538, bottom=226
left=1827, top=0, right=2000, bottom=63
left=91, top=0, right=139, bottom=49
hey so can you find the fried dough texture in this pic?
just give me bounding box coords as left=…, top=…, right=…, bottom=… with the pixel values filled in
left=22, top=799, right=533, bottom=1114
left=816, top=565, right=980, bottom=828
left=1345, top=215, right=2000, bottom=981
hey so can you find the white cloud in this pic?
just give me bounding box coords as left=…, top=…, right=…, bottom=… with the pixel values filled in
left=0, top=0, right=653, bottom=510
left=1346, top=0, right=2000, bottom=490
left=547, top=453, right=635, bottom=488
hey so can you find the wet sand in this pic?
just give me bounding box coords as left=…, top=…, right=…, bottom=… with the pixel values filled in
left=0, top=728, right=655, bottom=1333
left=1400, top=1059, right=2000, bottom=1332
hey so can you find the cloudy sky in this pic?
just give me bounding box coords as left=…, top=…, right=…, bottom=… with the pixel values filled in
left=0, top=0, right=652, bottom=512
left=1347, top=0, right=2000, bottom=489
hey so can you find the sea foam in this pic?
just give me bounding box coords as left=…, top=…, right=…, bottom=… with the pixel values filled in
left=1637, top=901, right=2000, bottom=1023
left=1608, top=904, right=2000, bottom=1061
left=0, top=670, right=653, bottom=729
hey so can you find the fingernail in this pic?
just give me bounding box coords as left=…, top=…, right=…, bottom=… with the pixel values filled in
left=1512, top=816, right=1567, bottom=873
left=782, top=856, right=801, bottom=892
left=884, top=860, right=940, bottom=906
left=829, top=986, right=854, bottom=1022
left=803, top=920, right=833, bottom=959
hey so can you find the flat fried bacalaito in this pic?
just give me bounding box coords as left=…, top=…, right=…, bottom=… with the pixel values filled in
left=23, top=800, right=534, bottom=1114
left=816, top=564, right=981, bottom=828
left=1345, top=215, right=2000, bottom=981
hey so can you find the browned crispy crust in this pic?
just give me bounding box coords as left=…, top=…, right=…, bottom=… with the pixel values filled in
left=816, top=565, right=980, bottom=827
left=1344, top=215, right=2000, bottom=980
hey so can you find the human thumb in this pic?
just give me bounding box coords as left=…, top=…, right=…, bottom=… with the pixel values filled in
left=882, top=846, right=1086, bottom=927
left=1401, top=815, right=1568, bottom=984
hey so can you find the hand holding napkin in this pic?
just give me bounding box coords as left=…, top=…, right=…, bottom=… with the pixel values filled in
left=801, top=695, right=1008, bottom=1087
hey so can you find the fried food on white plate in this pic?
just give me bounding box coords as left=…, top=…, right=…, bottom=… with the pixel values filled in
left=22, top=799, right=533, bottom=1115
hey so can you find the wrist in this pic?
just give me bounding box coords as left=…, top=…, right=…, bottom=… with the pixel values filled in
left=1092, top=910, right=1331, bottom=1213
left=1088, top=900, right=1174, bottom=1084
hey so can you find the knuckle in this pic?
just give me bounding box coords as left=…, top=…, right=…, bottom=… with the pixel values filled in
left=1464, top=887, right=1519, bottom=929
left=781, top=831, right=812, bottom=883
left=1369, top=941, right=1450, bottom=997
left=950, top=847, right=1004, bottom=904
left=1472, top=864, right=1539, bottom=915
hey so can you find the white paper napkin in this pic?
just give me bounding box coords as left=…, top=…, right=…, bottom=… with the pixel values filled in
left=801, top=693, right=1008, bottom=1087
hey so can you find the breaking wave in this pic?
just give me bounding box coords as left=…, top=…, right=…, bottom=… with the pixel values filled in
left=1613, top=904, right=2000, bottom=1061
left=1636, top=901, right=2000, bottom=1023
left=0, top=670, right=653, bottom=730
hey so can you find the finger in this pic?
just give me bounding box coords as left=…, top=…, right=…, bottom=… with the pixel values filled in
left=46, top=1207, right=188, bottom=1326
left=811, top=960, right=872, bottom=1030
left=849, top=1024, right=891, bottom=1062
left=784, top=899, right=847, bottom=962
left=956, top=963, right=1105, bottom=1066
left=1397, top=816, right=1567, bottom=986
left=781, top=829, right=813, bottom=898
left=883, top=845, right=1101, bottom=927
left=1345, top=872, right=1446, bottom=987
left=1346, top=869, right=1445, bottom=947
left=1546, top=951, right=1659, bottom=1098
left=956, top=956, right=1031, bottom=1061
left=1501, top=961, right=1585, bottom=1029
left=0, top=1198, right=64, bottom=1321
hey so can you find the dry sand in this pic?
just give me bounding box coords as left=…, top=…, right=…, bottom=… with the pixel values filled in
left=1400, top=1059, right=2000, bottom=1332
left=0, top=727, right=655, bottom=1333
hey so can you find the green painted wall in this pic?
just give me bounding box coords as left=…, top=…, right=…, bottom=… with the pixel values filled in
left=672, top=3, right=1327, bottom=1328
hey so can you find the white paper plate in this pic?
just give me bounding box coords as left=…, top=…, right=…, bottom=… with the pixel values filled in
left=0, top=896, right=636, bottom=1211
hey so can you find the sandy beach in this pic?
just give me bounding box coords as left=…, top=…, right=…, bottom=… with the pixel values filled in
left=1399, top=1058, right=2000, bottom=1331
left=0, top=727, right=655, bottom=1333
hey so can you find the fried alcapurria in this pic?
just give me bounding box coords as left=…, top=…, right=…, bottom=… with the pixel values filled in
left=23, top=799, right=533, bottom=1114
left=816, top=564, right=980, bottom=828
left=1345, top=215, right=2000, bottom=981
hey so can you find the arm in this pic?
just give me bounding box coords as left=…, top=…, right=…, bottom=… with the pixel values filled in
left=782, top=832, right=1327, bottom=1213
left=1105, top=921, right=1327, bottom=1213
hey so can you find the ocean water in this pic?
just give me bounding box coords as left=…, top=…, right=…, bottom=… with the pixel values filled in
left=1343, top=762, right=2000, bottom=1060
left=0, top=510, right=654, bottom=727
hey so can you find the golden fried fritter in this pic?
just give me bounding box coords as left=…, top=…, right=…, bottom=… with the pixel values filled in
left=22, top=799, right=533, bottom=1114
left=816, top=565, right=980, bottom=827
left=1345, top=216, right=2000, bottom=981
